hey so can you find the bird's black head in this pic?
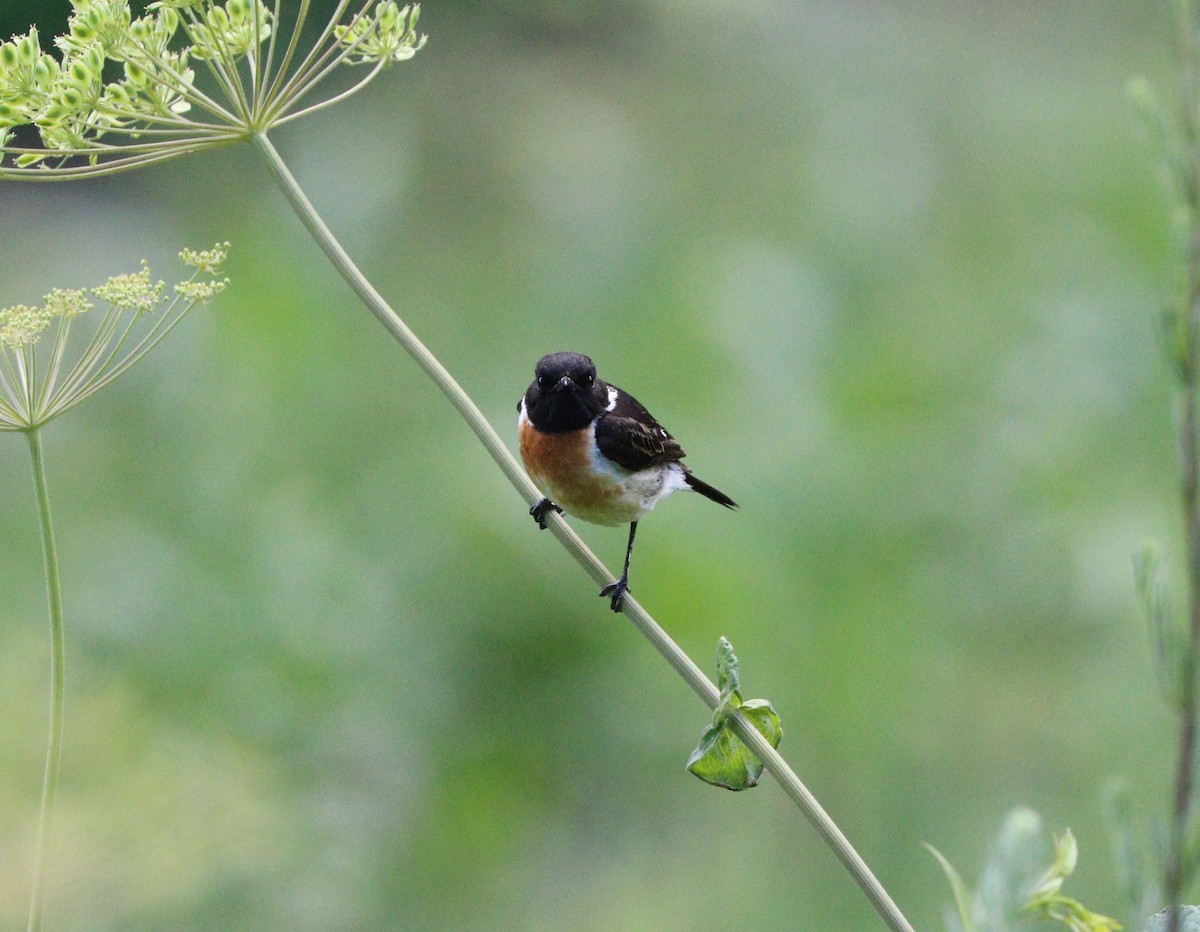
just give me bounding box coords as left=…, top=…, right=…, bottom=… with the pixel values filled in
left=523, top=351, right=609, bottom=432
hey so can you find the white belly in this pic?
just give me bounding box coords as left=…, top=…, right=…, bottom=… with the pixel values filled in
left=518, top=406, right=688, bottom=526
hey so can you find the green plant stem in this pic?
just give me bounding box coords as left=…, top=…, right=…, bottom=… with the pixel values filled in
left=1167, top=3, right=1200, bottom=927
left=250, top=131, right=912, bottom=930
left=24, top=427, right=64, bottom=932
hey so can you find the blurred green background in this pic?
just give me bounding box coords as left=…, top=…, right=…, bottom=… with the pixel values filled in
left=0, top=0, right=1182, bottom=928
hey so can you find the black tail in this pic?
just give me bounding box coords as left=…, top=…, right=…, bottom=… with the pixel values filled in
left=683, top=471, right=737, bottom=510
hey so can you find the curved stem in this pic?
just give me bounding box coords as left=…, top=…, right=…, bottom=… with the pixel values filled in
left=249, top=130, right=912, bottom=932
left=25, top=427, right=64, bottom=932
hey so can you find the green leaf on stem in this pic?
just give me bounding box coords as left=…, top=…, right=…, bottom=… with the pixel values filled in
left=715, top=632, right=740, bottom=697
left=1025, top=829, right=1122, bottom=931
left=686, top=637, right=782, bottom=791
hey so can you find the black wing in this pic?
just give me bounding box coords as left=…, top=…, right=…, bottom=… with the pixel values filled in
left=594, top=388, right=685, bottom=471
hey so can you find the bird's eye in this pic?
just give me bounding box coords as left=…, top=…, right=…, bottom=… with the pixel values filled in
left=536, top=375, right=545, bottom=388
left=583, top=373, right=594, bottom=386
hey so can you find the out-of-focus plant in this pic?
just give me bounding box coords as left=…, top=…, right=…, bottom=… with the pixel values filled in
left=1127, top=0, right=1200, bottom=927
left=1103, top=779, right=1164, bottom=930
left=927, top=808, right=1121, bottom=932
left=2, top=246, right=229, bottom=932
left=0, top=4, right=916, bottom=928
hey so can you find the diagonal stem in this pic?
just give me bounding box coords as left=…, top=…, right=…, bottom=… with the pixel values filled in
left=24, top=427, right=64, bottom=932
left=248, top=130, right=913, bottom=932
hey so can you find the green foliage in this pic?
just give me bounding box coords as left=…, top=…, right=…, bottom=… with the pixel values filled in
left=686, top=637, right=782, bottom=791
left=1128, top=2, right=1200, bottom=921
left=1103, top=780, right=1164, bottom=928
left=1126, top=72, right=1195, bottom=386
left=927, top=808, right=1121, bottom=932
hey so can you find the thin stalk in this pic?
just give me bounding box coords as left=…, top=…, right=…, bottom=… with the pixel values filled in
left=249, top=130, right=913, bottom=932
left=259, top=0, right=305, bottom=108
left=16, top=350, right=34, bottom=424
left=0, top=400, right=22, bottom=429
left=0, top=136, right=245, bottom=181
left=122, top=29, right=242, bottom=126
left=259, top=0, right=364, bottom=124
left=39, top=315, right=75, bottom=416
left=2, top=130, right=237, bottom=156
left=268, top=10, right=384, bottom=116
left=41, top=307, right=127, bottom=415
left=24, top=427, right=64, bottom=932
left=18, top=345, right=37, bottom=421
left=271, top=59, right=387, bottom=127
left=177, top=10, right=253, bottom=123
left=59, top=301, right=198, bottom=412
left=1167, top=3, right=1200, bottom=927
left=255, top=0, right=286, bottom=109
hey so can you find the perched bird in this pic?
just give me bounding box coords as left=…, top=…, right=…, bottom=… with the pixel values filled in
left=517, top=351, right=736, bottom=611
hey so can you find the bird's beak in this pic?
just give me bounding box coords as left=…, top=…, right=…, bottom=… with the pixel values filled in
left=555, top=375, right=575, bottom=391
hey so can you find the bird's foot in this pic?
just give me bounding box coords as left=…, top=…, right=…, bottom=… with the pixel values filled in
left=599, top=575, right=630, bottom=613
left=530, top=498, right=562, bottom=529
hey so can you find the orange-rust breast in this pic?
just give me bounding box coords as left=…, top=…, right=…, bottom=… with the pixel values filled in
left=519, top=417, right=627, bottom=525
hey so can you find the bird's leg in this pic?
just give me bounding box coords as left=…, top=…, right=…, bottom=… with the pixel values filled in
left=600, top=521, right=638, bottom=612
left=530, top=497, right=563, bottom=529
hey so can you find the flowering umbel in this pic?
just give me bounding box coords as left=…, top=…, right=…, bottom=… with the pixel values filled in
left=0, top=1, right=426, bottom=176
left=0, top=244, right=230, bottom=429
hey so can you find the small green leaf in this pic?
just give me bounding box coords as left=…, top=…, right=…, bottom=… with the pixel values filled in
left=715, top=635, right=740, bottom=702
left=1028, top=828, right=1077, bottom=899
left=1025, top=827, right=1122, bottom=930
left=1055, top=829, right=1078, bottom=874
left=924, top=843, right=978, bottom=932
left=687, top=638, right=782, bottom=791
left=739, top=698, right=782, bottom=749
left=686, top=719, right=764, bottom=790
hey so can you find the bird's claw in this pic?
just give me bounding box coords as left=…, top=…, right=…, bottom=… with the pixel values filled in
left=529, top=498, right=562, bottom=530
left=599, top=576, right=630, bottom=613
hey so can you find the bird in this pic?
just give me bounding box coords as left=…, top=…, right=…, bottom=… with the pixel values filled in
left=517, top=351, right=736, bottom=611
